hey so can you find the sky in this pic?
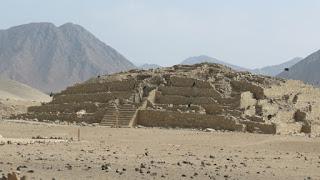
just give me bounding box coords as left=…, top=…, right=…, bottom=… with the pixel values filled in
left=1, top=0, right=320, bottom=68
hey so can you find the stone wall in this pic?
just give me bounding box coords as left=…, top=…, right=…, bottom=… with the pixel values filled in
left=137, top=110, right=244, bottom=131
left=28, top=102, right=100, bottom=113
left=231, top=80, right=265, bottom=99
left=240, top=120, right=276, bottom=134
left=60, top=79, right=136, bottom=94
left=158, top=86, right=221, bottom=98
left=169, top=76, right=212, bottom=88
left=17, top=111, right=104, bottom=124
left=155, top=94, right=217, bottom=105
left=52, top=92, right=132, bottom=104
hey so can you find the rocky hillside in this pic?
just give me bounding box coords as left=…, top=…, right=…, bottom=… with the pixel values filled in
left=0, top=22, right=136, bottom=92
left=252, top=57, right=302, bottom=76
left=181, top=55, right=248, bottom=71
left=278, top=50, right=320, bottom=86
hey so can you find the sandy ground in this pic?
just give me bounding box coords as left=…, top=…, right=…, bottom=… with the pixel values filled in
left=0, top=120, right=320, bottom=180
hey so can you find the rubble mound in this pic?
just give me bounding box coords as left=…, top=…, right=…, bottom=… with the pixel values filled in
left=15, top=63, right=320, bottom=136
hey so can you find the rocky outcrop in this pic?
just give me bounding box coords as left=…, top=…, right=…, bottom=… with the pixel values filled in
left=16, top=63, right=320, bottom=136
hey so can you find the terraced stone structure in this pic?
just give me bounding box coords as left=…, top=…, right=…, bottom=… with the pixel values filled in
left=19, top=63, right=320, bottom=135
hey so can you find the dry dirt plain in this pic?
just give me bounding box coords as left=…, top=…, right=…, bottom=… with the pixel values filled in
left=0, top=120, right=320, bottom=180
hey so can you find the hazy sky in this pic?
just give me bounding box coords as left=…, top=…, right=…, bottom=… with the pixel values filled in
left=1, top=0, right=320, bottom=68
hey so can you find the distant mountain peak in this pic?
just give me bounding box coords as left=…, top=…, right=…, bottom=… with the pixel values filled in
left=59, top=22, right=86, bottom=31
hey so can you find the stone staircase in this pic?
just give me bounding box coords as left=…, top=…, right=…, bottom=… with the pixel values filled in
left=100, top=104, right=137, bottom=127
left=118, top=104, right=137, bottom=127
left=100, top=104, right=117, bottom=126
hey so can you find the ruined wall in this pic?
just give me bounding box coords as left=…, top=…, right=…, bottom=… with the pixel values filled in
left=52, top=92, right=132, bottom=104
left=169, top=76, right=212, bottom=88
left=16, top=112, right=102, bottom=124
left=158, top=86, right=221, bottom=98
left=60, top=79, right=136, bottom=94
left=155, top=94, right=217, bottom=105
left=137, top=110, right=245, bottom=131
left=231, top=80, right=265, bottom=99
left=28, top=102, right=100, bottom=113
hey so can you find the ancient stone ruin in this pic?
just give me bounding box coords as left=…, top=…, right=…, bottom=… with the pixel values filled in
left=16, top=63, right=320, bottom=136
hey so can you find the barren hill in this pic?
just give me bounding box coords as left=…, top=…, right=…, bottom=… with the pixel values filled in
left=0, top=22, right=136, bottom=92
left=0, top=77, right=51, bottom=118
left=18, top=63, right=320, bottom=136
left=278, top=50, right=320, bottom=86
left=0, top=77, right=50, bottom=101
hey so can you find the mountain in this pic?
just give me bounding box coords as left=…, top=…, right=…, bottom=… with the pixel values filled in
left=138, top=63, right=162, bottom=70
left=180, top=55, right=248, bottom=71
left=252, top=57, right=303, bottom=76
left=278, top=50, right=320, bottom=86
left=0, top=22, right=136, bottom=92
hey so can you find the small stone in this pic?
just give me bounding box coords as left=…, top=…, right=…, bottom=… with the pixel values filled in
left=140, top=163, right=146, bottom=168
left=27, top=170, right=34, bottom=173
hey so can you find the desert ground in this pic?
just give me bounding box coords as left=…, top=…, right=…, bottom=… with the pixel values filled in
left=0, top=120, right=319, bottom=180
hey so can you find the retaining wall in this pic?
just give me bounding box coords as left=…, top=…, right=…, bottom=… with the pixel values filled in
left=137, top=110, right=244, bottom=131
left=158, top=86, right=221, bottom=98
left=28, top=102, right=101, bottom=113
left=240, top=120, right=276, bottom=134
left=169, top=76, right=212, bottom=88
left=155, top=94, right=216, bottom=105
left=19, top=112, right=103, bottom=124
left=60, top=80, right=136, bottom=94
left=52, top=92, right=132, bottom=104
